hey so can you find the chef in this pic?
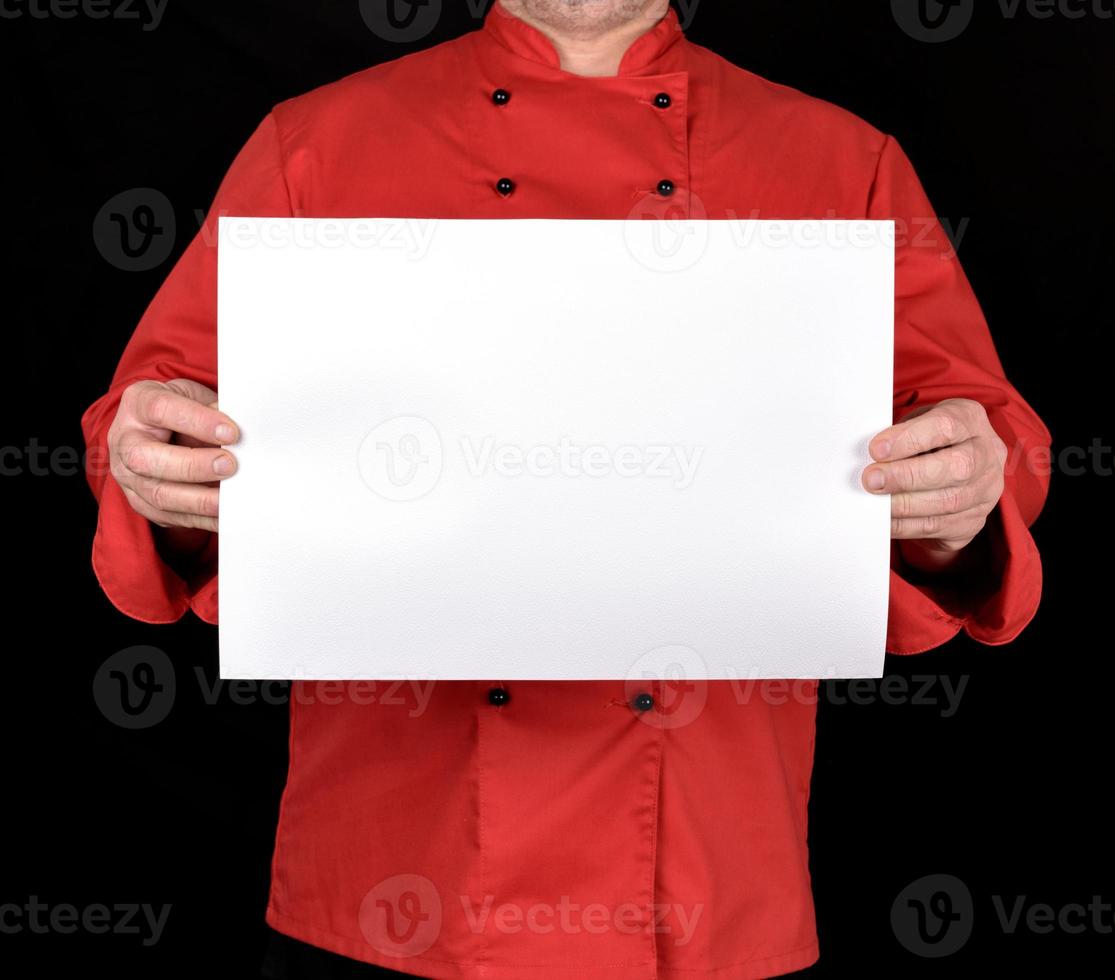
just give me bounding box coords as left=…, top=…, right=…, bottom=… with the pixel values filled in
left=81, top=2, right=1050, bottom=977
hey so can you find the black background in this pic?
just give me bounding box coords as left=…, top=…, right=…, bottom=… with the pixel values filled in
left=3, top=0, right=1112, bottom=976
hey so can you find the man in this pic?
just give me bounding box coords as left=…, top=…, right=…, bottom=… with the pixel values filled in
left=81, top=2, right=1049, bottom=977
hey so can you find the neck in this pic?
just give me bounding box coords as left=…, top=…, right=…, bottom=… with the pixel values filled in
left=499, top=0, right=670, bottom=77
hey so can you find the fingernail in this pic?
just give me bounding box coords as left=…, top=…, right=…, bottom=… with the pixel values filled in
left=866, top=469, right=885, bottom=491
left=215, top=423, right=236, bottom=443
left=213, top=454, right=235, bottom=476
left=873, top=440, right=892, bottom=460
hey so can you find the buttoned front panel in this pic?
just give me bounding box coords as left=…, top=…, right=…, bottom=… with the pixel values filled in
left=653, top=682, right=819, bottom=975
left=279, top=46, right=693, bottom=223
left=464, top=51, right=693, bottom=220
left=476, top=682, right=665, bottom=973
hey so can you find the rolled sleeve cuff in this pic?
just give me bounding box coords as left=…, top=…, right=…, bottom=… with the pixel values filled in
left=90, top=473, right=219, bottom=625
left=885, top=486, right=1042, bottom=654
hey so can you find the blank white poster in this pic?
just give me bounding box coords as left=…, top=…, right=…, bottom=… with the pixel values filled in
left=217, top=218, right=894, bottom=680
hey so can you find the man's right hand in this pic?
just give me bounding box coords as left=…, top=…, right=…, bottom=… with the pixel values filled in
left=108, top=378, right=240, bottom=534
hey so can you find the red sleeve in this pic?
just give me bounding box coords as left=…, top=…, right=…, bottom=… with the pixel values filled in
left=81, top=112, right=293, bottom=625
left=869, top=136, right=1051, bottom=653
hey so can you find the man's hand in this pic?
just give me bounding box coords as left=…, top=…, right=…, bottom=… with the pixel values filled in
left=862, top=398, right=1008, bottom=573
left=108, top=378, right=240, bottom=534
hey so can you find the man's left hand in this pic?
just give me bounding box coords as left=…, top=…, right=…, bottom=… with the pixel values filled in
left=862, top=398, right=1008, bottom=571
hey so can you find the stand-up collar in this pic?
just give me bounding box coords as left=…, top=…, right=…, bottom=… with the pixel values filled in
left=483, top=1, right=686, bottom=76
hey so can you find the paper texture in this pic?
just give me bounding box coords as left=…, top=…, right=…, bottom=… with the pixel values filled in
left=217, top=218, right=894, bottom=680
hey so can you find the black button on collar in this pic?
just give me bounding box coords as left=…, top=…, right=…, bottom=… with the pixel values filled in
left=492, top=88, right=511, bottom=106
left=656, top=179, right=675, bottom=197
left=653, top=92, right=671, bottom=109
left=632, top=692, right=655, bottom=712
left=488, top=687, right=510, bottom=706
left=496, top=177, right=515, bottom=196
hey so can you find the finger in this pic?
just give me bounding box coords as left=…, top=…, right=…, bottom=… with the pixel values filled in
left=129, top=477, right=220, bottom=519
left=869, top=403, right=974, bottom=462
left=890, top=485, right=976, bottom=519
left=891, top=514, right=984, bottom=542
left=132, top=384, right=239, bottom=445
left=864, top=443, right=976, bottom=494
left=165, top=377, right=218, bottom=406
left=170, top=432, right=211, bottom=449
left=118, top=432, right=237, bottom=483
left=122, top=488, right=220, bottom=533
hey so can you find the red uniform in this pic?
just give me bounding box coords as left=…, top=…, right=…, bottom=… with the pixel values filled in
left=81, top=4, right=1049, bottom=977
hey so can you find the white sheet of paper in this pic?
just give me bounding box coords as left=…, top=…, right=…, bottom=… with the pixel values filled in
left=217, top=218, right=894, bottom=681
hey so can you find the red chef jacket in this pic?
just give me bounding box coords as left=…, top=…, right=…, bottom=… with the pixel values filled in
left=81, top=4, right=1050, bottom=978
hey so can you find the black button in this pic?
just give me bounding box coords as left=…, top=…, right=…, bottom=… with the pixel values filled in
left=653, top=92, right=671, bottom=109
left=632, top=692, right=655, bottom=712
left=656, top=179, right=675, bottom=197
left=492, top=88, right=511, bottom=106
left=496, top=177, right=515, bottom=196
left=488, top=687, right=510, bottom=706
